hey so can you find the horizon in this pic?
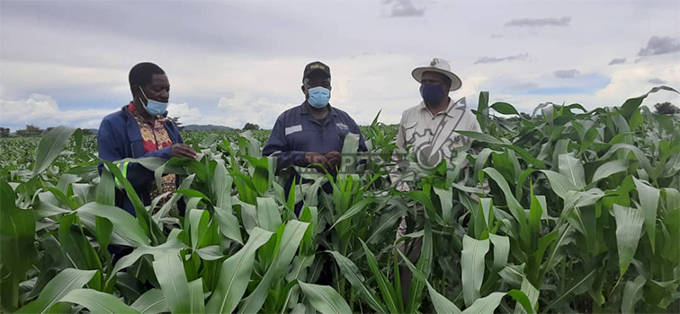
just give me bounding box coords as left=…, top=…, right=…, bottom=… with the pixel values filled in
left=1, top=0, right=679, bottom=132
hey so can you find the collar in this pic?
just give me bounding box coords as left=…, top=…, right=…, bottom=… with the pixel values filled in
left=299, top=101, right=339, bottom=117
left=419, top=97, right=466, bottom=118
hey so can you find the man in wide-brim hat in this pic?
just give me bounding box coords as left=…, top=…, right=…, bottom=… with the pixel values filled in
left=393, top=57, right=481, bottom=307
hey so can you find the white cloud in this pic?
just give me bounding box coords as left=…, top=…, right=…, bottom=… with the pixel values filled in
left=595, top=61, right=680, bottom=107
left=167, top=102, right=203, bottom=125
left=505, top=17, right=571, bottom=27
left=554, top=69, right=580, bottom=78
left=0, top=94, right=115, bottom=130
left=216, top=93, right=290, bottom=128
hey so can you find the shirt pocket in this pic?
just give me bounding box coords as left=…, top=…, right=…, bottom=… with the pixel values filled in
left=286, top=126, right=318, bottom=151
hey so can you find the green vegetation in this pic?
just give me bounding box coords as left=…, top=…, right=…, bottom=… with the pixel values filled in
left=1, top=88, right=679, bottom=313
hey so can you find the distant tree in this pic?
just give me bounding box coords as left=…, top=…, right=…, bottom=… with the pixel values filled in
left=170, top=116, right=184, bottom=131
left=0, top=127, right=9, bottom=138
left=16, top=124, right=43, bottom=137
left=243, top=122, right=260, bottom=131
left=654, top=102, right=680, bottom=115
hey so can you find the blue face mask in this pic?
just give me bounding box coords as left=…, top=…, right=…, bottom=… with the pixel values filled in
left=138, top=87, right=168, bottom=116
left=420, top=83, right=446, bottom=107
left=307, top=86, right=330, bottom=108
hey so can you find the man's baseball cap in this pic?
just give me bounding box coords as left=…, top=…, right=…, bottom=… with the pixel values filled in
left=303, top=61, right=331, bottom=82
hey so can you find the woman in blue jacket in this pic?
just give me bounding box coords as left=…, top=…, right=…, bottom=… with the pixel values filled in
left=97, top=62, right=196, bottom=216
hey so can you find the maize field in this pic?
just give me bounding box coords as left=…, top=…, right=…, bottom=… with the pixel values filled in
left=1, top=89, right=679, bottom=313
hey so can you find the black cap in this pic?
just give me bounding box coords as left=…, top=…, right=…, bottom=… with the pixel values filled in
left=302, top=61, right=331, bottom=82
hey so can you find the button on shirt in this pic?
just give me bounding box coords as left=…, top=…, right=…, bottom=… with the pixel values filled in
left=263, top=103, right=367, bottom=172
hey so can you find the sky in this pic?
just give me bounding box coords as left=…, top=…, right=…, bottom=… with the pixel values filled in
left=1, top=0, right=679, bottom=131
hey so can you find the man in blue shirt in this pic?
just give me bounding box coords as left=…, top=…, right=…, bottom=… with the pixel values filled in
left=263, top=61, right=367, bottom=197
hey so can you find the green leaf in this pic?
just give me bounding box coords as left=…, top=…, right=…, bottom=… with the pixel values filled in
left=508, top=146, right=546, bottom=170
left=461, top=235, right=489, bottom=306
left=489, top=234, right=509, bottom=271
left=108, top=229, right=186, bottom=280
left=612, top=204, right=644, bottom=276
left=103, top=160, right=162, bottom=245
left=476, top=91, right=489, bottom=131
left=483, top=168, right=529, bottom=244
left=153, top=174, right=195, bottom=220
left=188, top=278, right=205, bottom=314
left=131, top=289, right=168, bottom=314
left=58, top=214, right=100, bottom=270
left=395, top=243, right=461, bottom=314
left=175, top=188, right=212, bottom=204
left=558, top=153, right=585, bottom=189
left=188, top=208, right=211, bottom=249
left=326, top=250, right=387, bottom=313
left=32, top=126, right=76, bottom=176
left=238, top=220, right=310, bottom=314
left=599, top=144, right=651, bottom=174
left=17, top=268, right=97, bottom=313
left=360, top=240, right=400, bottom=313
left=298, top=281, right=352, bottom=314
left=579, top=127, right=599, bottom=154
left=77, top=202, right=150, bottom=247
left=367, top=201, right=407, bottom=244
left=407, top=222, right=434, bottom=313
left=0, top=181, right=37, bottom=311
left=153, top=252, right=190, bottom=314
left=507, top=290, right=534, bottom=314
left=212, top=160, right=233, bottom=209
left=456, top=131, right=506, bottom=146
left=540, top=170, right=578, bottom=200
left=427, top=282, right=461, bottom=314
left=632, top=177, right=660, bottom=252
left=95, top=216, right=113, bottom=255
left=491, top=102, right=519, bottom=115
left=434, top=187, right=454, bottom=224
left=214, top=206, right=243, bottom=244
left=475, top=148, right=494, bottom=182
left=206, top=227, right=274, bottom=314
left=591, top=160, right=627, bottom=184
left=59, top=288, right=140, bottom=313
left=461, top=292, right=505, bottom=314
left=256, top=197, right=282, bottom=232
left=331, top=197, right=374, bottom=229
left=513, top=277, right=539, bottom=314
left=544, top=269, right=596, bottom=311
left=196, top=245, right=224, bottom=260
left=621, top=275, right=646, bottom=314
left=620, top=85, right=679, bottom=120
left=96, top=167, right=115, bottom=206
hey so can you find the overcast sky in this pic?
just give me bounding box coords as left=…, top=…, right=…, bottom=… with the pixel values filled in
left=1, top=0, right=679, bottom=130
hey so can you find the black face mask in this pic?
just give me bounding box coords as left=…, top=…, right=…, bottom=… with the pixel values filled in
left=420, top=83, right=446, bottom=107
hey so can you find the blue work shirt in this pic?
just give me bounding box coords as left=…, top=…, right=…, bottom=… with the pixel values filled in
left=263, top=102, right=367, bottom=173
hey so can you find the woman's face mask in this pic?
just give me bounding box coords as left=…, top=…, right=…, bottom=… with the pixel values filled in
left=138, top=86, right=168, bottom=116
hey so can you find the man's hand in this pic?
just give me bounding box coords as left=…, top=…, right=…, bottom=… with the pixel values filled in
left=324, top=151, right=341, bottom=173
left=305, top=152, right=329, bottom=173
left=170, top=144, right=197, bottom=159
left=305, top=152, right=328, bottom=166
